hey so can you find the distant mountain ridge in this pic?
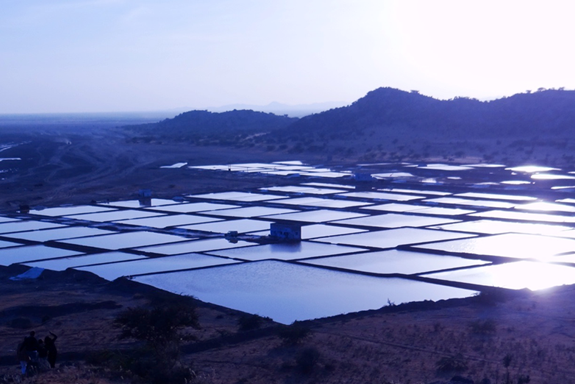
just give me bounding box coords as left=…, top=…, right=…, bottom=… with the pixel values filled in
left=283, top=87, right=575, bottom=140
left=125, top=109, right=297, bottom=139
left=125, top=87, right=575, bottom=153
left=207, top=101, right=348, bottom=117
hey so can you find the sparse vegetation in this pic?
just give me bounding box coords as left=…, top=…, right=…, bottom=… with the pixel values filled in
left=295, top=347, right=320, bottom=374
left=435, top=354, right=468, bottom=373
left=277, top=321, right=312, bottom=346
left=237, top=313, right=266, bottom=331
left=111, top=298, right=201, bottom=384
left=469, top=319, right=497, bottom=335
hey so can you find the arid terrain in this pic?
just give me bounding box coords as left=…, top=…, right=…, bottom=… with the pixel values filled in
left=2, top=119, right=575, bottom=383
left=2, top=261, right=575, bottom=384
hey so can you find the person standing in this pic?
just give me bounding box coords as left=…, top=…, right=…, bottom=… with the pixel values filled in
left=44, top=332, right=58, bottom=368
left=16, top=340, right=29, bottom=375
left=23, top=331, right=39, bottom=363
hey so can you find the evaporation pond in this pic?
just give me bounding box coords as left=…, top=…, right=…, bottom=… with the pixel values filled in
left=179, top=219, right=271, bottom=234
left=507, top=166, right=560, bottom=173
left=379, top=204, right=473, bottom=217
left=298, top=171, right=351, bottom=178
left=272, top=197, right=370, bottom=209
left=300, top=224, right=367, bottom=239
left=59, top=231, right=191, bottom=250
left=68, top=210, right=163, bottom=222
left=302, top=182, right=355, bottom=189
left=203, top=206, right=298, bottom=218
left=315, top=228, right=475, bottom=249
left=337, top=191, right=423, bottom=201
left=471, top=210, right=575, bottom=224
left=0, top=240, right=25, bottom=249
left=3, top=226, right=118, bottom=242
left=379, top=188, right=451, bottom=196
left=0, top=221, right=65, bottom=234
left=415, top=164, right=473, bottom=171
left=145, top=202, right=240, bottom=213
left=455, top=192, right=536, bottom=201
left=333, top=213, right=459, bottom=228
left=412, top=233, right=575, bottom=260
left=0, top=245, right=82, bottom=266
left=517, top=202, right=575, bottom=213
left=423, top=261, right=575, bottom=290
left=0, top=216, right=19, bottom=223
left=188, top=191, right=285, bottom=202
left=104, top=199, right=178, bottom=208
left=31, top=205, right=117, bottom=217
left=303, top=249, right=489, bottom=275
left=424, top=197, right=515, bottom=209
left=265, top=209, right=367, bottom=223
left=137, top=238, right=255, bottom=255
left=75, top=253, right=239, bottom=280
left=133, top=260, right=477, bottom=324
left=207, top=241, right=367, bottom=261
left=247, top=224, right=367, bottom=239
left=261, top=186, right=348, bottom=195
left=430, top=220, right=572, bottom=235
left=24, top=251, right=146, bottom=271
left=116, top=214, right=222, bottom=228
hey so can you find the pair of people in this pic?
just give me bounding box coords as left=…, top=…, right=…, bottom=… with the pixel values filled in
left=17, top=331, right=58, bottom=375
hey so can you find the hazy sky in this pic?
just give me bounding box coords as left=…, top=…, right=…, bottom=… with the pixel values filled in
left=2, top=0, right=574, bottom=113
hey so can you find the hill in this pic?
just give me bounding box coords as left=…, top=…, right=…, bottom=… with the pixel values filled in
left=282, top=87, right=575, bottom=139
left=124, top=109, right=297, bottom=144
left=258, top=87, right=575, bottom=164
left=119, top=87, right=575, bottom=165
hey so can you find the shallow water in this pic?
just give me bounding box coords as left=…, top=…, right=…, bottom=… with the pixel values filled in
left=0, top=245, right=82, bottom=265
left=424, top=261, right=575, bottom=290
left=333, top=213, right=460, bottom=228
left=0, top=221, right=65, bottom=234
left=412, top=233, right=575, bottom=261
left=302, top=249, right=489, bottom=275
left=315, top=227, right=475, bottom=249
left=59, top=231, right=191, bottom=250
left=207, top=241, right=367, bottom=261
left=24, top=251, right=146, bottom=271
left=133, top=260, right=478, bottom=324
left=76, top=253, right=238, bottom=280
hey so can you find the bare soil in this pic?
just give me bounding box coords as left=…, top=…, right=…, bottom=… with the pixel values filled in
left=2, top=125, right=575, bottom=383
left=2, top=264, right=575, bottom=383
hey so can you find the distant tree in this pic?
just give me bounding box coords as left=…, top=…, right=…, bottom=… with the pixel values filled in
left=113, top=301, right=201, bottom=383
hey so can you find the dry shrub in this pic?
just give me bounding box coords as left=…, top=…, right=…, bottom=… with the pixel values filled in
left=435, top=354, right=468, bottom=373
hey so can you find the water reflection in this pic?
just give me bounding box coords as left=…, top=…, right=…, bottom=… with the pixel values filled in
left=413, top=233, right=575, bottom=261
left=506, top=166, right=560, bottom=173
left=424, top=261, right=575, bottom=291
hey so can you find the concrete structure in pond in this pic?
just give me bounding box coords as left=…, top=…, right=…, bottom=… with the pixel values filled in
left=270, top=222, right=302, bottom=241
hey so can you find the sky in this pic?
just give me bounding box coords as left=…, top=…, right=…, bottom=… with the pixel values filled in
left=2, top=0, right=575, bottom=113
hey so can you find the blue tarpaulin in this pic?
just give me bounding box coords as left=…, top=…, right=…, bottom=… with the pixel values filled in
left=10, top=267, right=45, bottom=281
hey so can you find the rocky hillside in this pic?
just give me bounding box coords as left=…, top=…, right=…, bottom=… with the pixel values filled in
left=280, top=87, right=575, bottom=140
